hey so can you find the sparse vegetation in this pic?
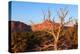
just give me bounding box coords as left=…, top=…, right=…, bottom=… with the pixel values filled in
left=11, top=31, right=54, bottom=52
left=11, top=25, right=78, bottom=52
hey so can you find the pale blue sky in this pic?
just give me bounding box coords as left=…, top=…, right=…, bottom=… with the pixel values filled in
left=9, top=1, right=78, bottom=25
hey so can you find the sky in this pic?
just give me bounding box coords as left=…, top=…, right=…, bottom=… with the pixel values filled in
left=9, top=1, right=78, bottom=25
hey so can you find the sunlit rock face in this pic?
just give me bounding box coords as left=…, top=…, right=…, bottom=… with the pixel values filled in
left=31, top=19, right=60, bottom=32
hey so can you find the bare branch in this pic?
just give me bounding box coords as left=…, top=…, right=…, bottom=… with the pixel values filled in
left=56, top=25, right=62, bottom=40
left=57, top=10, right=62, bottom=19
left=41, top=9, right=46, bottom=21
left=74, top=18, right=78, bottom=25
left=47, top=8, right=51, bottom=20
left=64, top=10, right=69, bottom=18
left=63, top=17, right=73, bottom=25
left=60, top=8, right=64, bottom=17
left=60, top=7, right=69, bottom=18
left=29, top=20, right=35, bottom=25
left=41, top=44, right=54, bottom=50
left=52, top=17, right=55, bottom=22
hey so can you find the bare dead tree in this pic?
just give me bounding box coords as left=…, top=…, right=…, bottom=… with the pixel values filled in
left=41, top=9, right=46, bottom=21
left=43, top=8, right=74, bottom=50
left=28, top=8, right=75, bottom=50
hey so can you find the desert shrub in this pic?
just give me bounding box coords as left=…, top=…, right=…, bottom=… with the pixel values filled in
left=57, top=26, right=78, bottom=50
left=30, top=31, right=54, bottom=51
left=26, top=31, right=42, bottom=51
left=71, top=25, right=78, bottom=49
left=11, top=31, right=54, bottom=52
left=11, top=32, right=28, bottom=53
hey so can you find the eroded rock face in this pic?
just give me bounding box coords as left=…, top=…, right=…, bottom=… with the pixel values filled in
left=31, top=19, right=60, bottom=31
left=9, top=20, right=60, bottom=32
left=9, top=21, right=32, bottom=32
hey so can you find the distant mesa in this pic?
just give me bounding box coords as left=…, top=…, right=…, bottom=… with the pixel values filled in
left=9, top=19, right=77, bottom=32
left=9, top=21, right=32, bottom=32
